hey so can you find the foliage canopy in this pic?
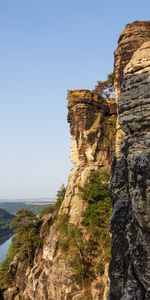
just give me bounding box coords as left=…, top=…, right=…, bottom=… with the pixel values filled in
left=0, top=209, right=42, bottom=288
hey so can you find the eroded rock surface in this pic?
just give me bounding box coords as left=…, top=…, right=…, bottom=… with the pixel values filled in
left=109, top=21, right=150, bottom=300
left=61, top=90, right=116, bottom=225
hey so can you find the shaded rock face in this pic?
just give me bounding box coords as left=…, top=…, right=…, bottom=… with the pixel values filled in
left=109, top=22, right=150, bottom=300
left=3, top=91, right=116, bottom=300
left=114, top=21, right=150, bottom=97
left=114, top=21, right=150, bottom=159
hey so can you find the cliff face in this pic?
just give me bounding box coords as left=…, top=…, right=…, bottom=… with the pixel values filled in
left=114, top=21, right=150, bottom=97
left=109, top=21, right=150, bottom=300
left=61, top=90, right=116, bottom=225
left=3, top=20, right=150, bottom=300
left=3, top=91, right=116, bottom=300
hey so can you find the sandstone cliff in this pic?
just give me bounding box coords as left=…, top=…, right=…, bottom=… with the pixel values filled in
left=9, top=20, right=150, bottom=300
left=61, top=90, right=116, bottom=224
left=2, top=91, right=116, bottom=300
left=109, top=21, right=150, bottom=300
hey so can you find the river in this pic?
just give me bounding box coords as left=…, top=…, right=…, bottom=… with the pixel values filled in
left=0, top=237, right=12, bottom=263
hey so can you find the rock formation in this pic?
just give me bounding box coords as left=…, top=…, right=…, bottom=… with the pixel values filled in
left=2, top=91, right=116, bottom=300
left=109, top=21, right=150, bottom=300
left=61, top=90, right=116, bottom=224
left=5, top=20, right=150, bottom=300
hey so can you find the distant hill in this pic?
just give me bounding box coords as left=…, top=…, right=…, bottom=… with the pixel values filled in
left=0, top=198, right=55, bottom=203
left=0, top=202, right=55, bottom=215
left=0, top=209, right=14, bottom=224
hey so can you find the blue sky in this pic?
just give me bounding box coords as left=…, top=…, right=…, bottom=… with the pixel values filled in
left=0, top=0, right=149, bottom=199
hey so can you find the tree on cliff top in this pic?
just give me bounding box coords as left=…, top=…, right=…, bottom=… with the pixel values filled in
left=93, top=71, right=115, bottom=99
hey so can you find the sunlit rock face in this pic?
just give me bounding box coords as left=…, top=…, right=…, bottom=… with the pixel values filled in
left=109, top=22, right=150, bottom=300
left=3, top=90, right=116, bottom=300
left=61, top=90, right=116, bottom=225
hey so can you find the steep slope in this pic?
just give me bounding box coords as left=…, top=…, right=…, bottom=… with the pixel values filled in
left=109, top=21, right=150, bottom=300
left=2, top=91, right=116, bottom=300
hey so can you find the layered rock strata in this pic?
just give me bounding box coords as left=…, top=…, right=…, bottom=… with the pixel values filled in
left=109, top=21, right=150, bottom=300
left=114, top=21, right=150, bottom=158
left=61, top=90, right=116, bottom=225
left=3, top=91, right=116, bottom=300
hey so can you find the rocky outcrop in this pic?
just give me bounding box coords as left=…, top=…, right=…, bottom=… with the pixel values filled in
left=2, top=91, right=116, bottom=300
left=61, top=90, right=116, bottom=225
left=109, top=21, right=150, bottom=300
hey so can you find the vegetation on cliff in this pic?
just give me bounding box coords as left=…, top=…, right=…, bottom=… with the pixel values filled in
left=55, top=184, right=66, bottom=211
left=93, top=72, right=115, bottom=98
left=0, top=172, right=111, bottom=295
left=81, top=171, right=112, bottom=274
left=0, top=186, right=67, bottom=289
left=38, top=184, right=66, bottom=238
left=0, top=209, right=42, bottom=288
left=57, top=171, right=112, bottom=279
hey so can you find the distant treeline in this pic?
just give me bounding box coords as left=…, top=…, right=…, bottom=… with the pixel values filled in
left=0, top=202, right=55, bottom=215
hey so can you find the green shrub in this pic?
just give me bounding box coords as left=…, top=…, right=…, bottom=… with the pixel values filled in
left=57, top=214, right=82, bottom=252
left=80, top=171, right=109, bottom=203
left=0, top=209, right=42, bottom=288
left=81, top=170, right=112, bottom=275
left=55, top=184, right=66, bottom=211
left=56, top=171, right=112, bottom=278
left=57, top=214, right=89, bottom=277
